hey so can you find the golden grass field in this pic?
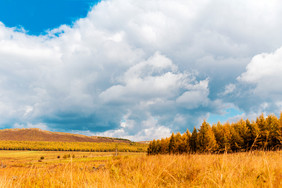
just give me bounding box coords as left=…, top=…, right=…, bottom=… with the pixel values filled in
left=0, top=151, right=281, bottom=188
left=0, top=140, right=147, bottom=152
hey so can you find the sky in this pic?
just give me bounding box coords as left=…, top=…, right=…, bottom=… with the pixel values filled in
left=0, top=0, right=282, bottom=141
left=0, top=0, right=99, bottom=35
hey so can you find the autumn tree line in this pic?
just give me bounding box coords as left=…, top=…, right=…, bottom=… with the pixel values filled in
left=148, top=113, right=282, bottom=155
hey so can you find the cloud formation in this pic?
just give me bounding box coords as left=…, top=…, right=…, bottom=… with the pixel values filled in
left=237, top=47, right=282, bottom=113
left=1, top=0, right=282, bottom=140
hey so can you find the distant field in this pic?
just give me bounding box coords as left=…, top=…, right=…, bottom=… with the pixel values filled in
left=0, top=151, right=281, bottom=187
left=0, top=140, right=148, bottom=152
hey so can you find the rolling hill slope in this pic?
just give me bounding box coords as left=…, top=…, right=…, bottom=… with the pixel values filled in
left=0, top=128, right=131, bottom=143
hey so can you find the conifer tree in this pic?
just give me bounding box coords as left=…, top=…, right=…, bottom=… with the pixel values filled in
left=168, top=133, right=176, bottom=154
left=190, top=127, right=198, bottom=153
left=222, top=122, right=232, bottom=152
left=160, top=138, right=169, bottom=154
left=198, top=121, right=217, bottom=153
left=277, top=113, right=282, bottom=149
left=236, top=119, right=249, bottom=151
left=147, top=141, right=153, bottom=155
left=147, top=142, right=153, bottom=155
left=256, top=114, right=267, bottom=149
left=174, top=133, right=183, bottom=154
left=267, top=114, right=281, bottom=150
left=156, top=140, right=161, bottom=154
left=212, top=122, right=225, bottom=152
left=245, top=119, right=259, bottom=150
left=173, top=132, right=181, bottom=154
left=230, top=125, right=244, bottom=152
left=184, top=129, right=191, bottom=153
left=151, top=139, right=157, bottom=154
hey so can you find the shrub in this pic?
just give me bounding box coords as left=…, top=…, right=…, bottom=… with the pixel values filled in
left=63, top=154, right=71, bottom=159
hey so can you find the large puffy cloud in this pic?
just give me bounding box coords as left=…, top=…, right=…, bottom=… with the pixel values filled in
left=239, top=47, right=282, bottom=93
left=1, top=0, right=282, bottom=140
left=0, top=19, right=212, bottom=139
left=237, top=47, right=282, bottom=113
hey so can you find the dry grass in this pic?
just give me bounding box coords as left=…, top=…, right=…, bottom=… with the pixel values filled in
left=0, top=128, right=131, bottom=143
left=0, top=151, right=281, bottom=187
left=0, top=140, right=148, bottom=152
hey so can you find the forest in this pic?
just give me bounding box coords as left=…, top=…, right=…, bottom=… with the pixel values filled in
left=148, top=113, right=282, bottom=155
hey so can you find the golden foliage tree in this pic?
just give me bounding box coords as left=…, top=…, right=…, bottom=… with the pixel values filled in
left=148, top=113, right=282, bottom=155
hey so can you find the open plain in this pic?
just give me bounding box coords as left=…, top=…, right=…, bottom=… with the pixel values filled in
left=0, top=150, right=281, bottom=188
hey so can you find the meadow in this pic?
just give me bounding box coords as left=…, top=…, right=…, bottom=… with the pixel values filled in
left=0, top=150, right=281, bottom=187
left=0, top=140, right=147, bottom=152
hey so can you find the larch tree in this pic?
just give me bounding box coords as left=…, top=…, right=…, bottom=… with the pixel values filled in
left=256, top=114, right=268, bottom=149
left=168, top=133, right=176, bottom=154
left=160, top=138, right=169, bottom=154
left=212, top=122, right=225, bottom=152
left=175, top=132, right=183, bottom=154
left=197, top=121, right=218, bottom=153
left=230, top=124, right=244, bottom=152
left=236, top=119, right=249, bottom=150
left=245, top=119, right=259, bottom=150
left=190, top=127, right=198, bottom=153
left=222, top=122, right=232, bottom=152
left=267, top=114, right=281, bottom=150
left=184, top=129, right=191, bottom=153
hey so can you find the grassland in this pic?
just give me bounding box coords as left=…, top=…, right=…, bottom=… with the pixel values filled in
left=0, top=128, right=132, bottom=143
left=0, top=151, right=281, bottom=187
left=0, top=140, right=147, bottom=152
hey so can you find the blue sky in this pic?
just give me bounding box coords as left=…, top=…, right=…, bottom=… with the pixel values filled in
left=0, top=0, right=100, bottom=35
left=0, top=0, right=282, bottom=141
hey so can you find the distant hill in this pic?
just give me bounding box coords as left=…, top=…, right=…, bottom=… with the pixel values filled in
left=0, top=128, right=131, bottom=143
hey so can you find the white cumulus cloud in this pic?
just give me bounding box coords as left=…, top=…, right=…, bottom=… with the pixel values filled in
left=1, top=0, right=282, bottom=140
